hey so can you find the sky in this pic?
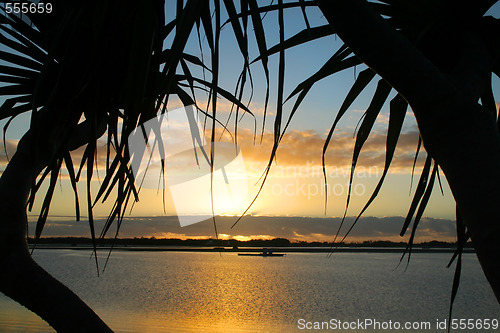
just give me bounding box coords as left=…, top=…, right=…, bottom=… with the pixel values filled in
left=1, top=2, right=499, bottom=243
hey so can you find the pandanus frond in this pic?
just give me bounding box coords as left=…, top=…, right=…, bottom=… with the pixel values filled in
left=0, top=2, right=498, bottom=291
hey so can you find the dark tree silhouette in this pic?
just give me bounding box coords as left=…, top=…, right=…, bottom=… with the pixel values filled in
left=316, top=0, right=500, bottom=302
left=0, top=0, right=498, bottom=331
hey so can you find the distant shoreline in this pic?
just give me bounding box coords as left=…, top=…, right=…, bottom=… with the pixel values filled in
left=27, top=237, right=473, bottom=252
left=28, top=244, right=474, bottom=254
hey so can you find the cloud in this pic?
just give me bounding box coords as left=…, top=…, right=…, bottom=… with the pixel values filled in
left=0, top=138, right=112, bottom=178
left=0, top=120, right=424, bottom=189
left=33, top=215, right=458, bottom=243
left=233, top=127, right=423, bottom=175
left=0, top=139, right=19, bottom=167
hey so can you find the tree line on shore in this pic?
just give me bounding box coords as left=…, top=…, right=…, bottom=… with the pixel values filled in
left=27, top=237, right=471, bottom=248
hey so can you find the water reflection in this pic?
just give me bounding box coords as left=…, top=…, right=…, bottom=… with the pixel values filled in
left=0, top=251, right=498, bottom=332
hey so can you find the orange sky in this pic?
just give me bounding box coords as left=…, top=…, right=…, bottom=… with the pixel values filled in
left=1, top=5, right=499, bottom=242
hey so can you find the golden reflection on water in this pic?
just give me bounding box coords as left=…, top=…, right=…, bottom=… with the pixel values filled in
left=0, top=252, right=293, bottom=333
left=122, top=253, right=295, bottom=332
left=0, top=301, right=53, bottom=333
left=81, top=251, right=302, bottom=332
left=0, top=251, right=498, bottom=333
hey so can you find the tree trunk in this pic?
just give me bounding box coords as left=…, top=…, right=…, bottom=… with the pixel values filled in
left=317, top=0, right=500, bottom=302
left=0, top=1, right=164, bottom=330
left=0, top=130, right=113, bottom=332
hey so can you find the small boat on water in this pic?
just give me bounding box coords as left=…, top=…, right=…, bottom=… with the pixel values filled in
left=238, top=248, right=285, bottom=257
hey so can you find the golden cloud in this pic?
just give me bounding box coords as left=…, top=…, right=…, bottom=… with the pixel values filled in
left=230, top=127, right=423, bottom=175
left=0, top=121, right=424, bottom=184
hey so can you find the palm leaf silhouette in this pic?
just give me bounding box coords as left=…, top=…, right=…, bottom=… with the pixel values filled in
left=0, top=1, right=498, bottom=330
left=0, top=0, right=497, bottom=267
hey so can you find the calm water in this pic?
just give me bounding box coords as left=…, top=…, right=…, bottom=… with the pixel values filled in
left=0, top=250, right=498, bottom=332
